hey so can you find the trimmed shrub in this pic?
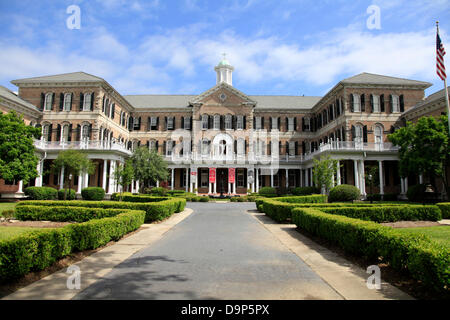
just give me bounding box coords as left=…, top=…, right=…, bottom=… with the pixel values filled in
left=273, top=195, right=328, bottom=204
left=81, top=187, right=105, bottom=201
left=16, top=205, right=126, bottom=222
left=119, top=195, right=169, bottom=203
left=407, top=184, right=427, bottom=202
left=437, top=203, right=450, bottom=219
left=260, top=195, right=328, bottom=222
left=24, top=187, right=58, bottom=200
left=58, top=188, right=76, bottom=200
left=199, top=196, right=210, bottom=202
left=111, top=192, right=133, bottom=201
left=291, top=187, right=320, bottom=196
left=258, top=187, right=277, bottom=197
left=291, top=207, right=450, bottom=294
left=0, top=209, right=145, bottom=282
left=1, top=210, right=15, bottom=219
left=320, top=205, right=442, bottom=223
left=17, top=198, right=186, bottom=223
left=329, top=185, right=360, bottom=202
left=167, top=190, right=186, bottom=197
left=150, top=187, right=167, bottom=196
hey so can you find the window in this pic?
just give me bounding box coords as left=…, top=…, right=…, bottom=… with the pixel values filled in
left=83, top=93, right=91, bottom=111
left=202, top=139, right=210, bottom=156
left=272, top=117, right=278, bottom=130
left=392, top=95, right=400, bottom=112
left=42, top=125, right=50, bottom=141
left=271, top=140, right=279, bottom=156
left=167, top=117, right=174, bottom=130
left=237, top=139, right=245, bottom=155
left=237, top=115, right=244, bottom=130
left=166, top=141, right=174, bottom=156
left=214, top=115, right=220, bottom=130
left=288, top=118, right=295, bottom=131
left=304, top=117, right=311, bottom=131
left=255, top=140, right=264, bottom=155
left=62, top=124, right=70, bottom=142
left=237, top=169, right=245, bottom=187
left=255, top=117, right=262, bottom=130
left=289, top=141, right=295, bottom=156
left=372, top=95, right=380, bottom=112
left=201, top=169, right=209, bottom=187
left=44, top=93, right=53, bottom=111
left=354, top=125, right=363, bottom=146
left=63, top=93, right=72, bottom=111
left=375, top=125, right=383, bottom=145
left=202, top=115, right=208, bottom=130
left=150, top=117, right=158, bottom=130
left=352, top=94, right=361, bottom=112
left=149, top=140, right=157, bottom=151
left=82, top=125, right=89, bottom=140
left=184, top=117, right=191, bottom=130
left=225, top=115, right=232, bottom=130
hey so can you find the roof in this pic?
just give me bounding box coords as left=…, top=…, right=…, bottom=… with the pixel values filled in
left=340, top=72, right=432, bottom=87
left=0, top=85, right=40, bottom=112
left=123, top=93, right=321, bottom=110
left=11, top=72, right=105, bottom=84
left=403, top=86, right=450, bottom=115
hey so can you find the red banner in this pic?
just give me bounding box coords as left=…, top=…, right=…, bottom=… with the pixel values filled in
left=209, top=168, right=216, bottom=183
left=228, top=168, right=235, bottom=183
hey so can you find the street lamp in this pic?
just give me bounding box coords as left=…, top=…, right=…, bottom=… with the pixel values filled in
left=368, top=174, right=373, bottom=204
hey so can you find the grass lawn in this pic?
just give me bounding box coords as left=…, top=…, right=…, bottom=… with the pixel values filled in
left=0, top=226, right=37, bottom=241
left=397, top=226, right=450, bottom=248
left=0, top=203, right=17, bottom=214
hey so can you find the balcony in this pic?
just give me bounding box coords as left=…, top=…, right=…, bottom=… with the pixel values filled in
left=34, top=140, right=133, bottom=155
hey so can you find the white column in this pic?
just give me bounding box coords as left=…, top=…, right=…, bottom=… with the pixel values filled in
left=171, top=169, right=174, bottom=191
left=108, top=161, right=115, bottom=194
left=77, top=172, right=83, bottom=194
left=305, top=169, right=309, bottom=187
left=331, top=171, right=335, bottom=188
left=360, top=160, right=366, bottom=196
left=285, top=169, right=289, bottom=188
left=213, top=182, right=217, bottom=194
left=136, top=180, right=140, bottom=193
left=378, top=161, right=384, bottom=195
left=131, top=180, right=135, bottom=193
left=209, top=181, right=212, bottom=194
left=270, top=168, right=274, bottom=188
left=18, top=180, right=23, bottom=193
left=310, top=168, right=313, bottom=187
left=102, top=160, right=108, bottom=192
left=336, top=161, right=341, bottom=186
left=35, top=160, right=42, bottom=187
left=233, top=181, right=236, bottom=195
left=156, top=181, right=160, bottom=187
left=354, top=160, right=359, bottom=191
left=400, top=178, right=405, bottom=194
left=59, top=166, right=65, bottom=190
left=419, top=174, right=423, bottom=184
left=255, top=168, right=259, bottom=193
left=84, top=170, right=89, bottom=189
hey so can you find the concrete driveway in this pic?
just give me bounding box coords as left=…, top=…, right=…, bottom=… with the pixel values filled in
left=74, top=202, right=343, bottom=300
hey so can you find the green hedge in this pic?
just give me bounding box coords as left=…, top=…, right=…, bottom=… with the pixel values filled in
left=150, top=187, right=167, bottom=196
left=291, top=207, right=450, bottom=294
left=258, top=187, right=277, bottom=197
left=0, top=209, right=145, bottom=282
left=329, top=185, right=360, bottom=202
left=17, top=198, right=186, bottom=223
left=24, top=187, right=58, bottom=200
left=116, top=195, right=169, bottom=203
left=258, top=195, right=328, bottom=222
left=291, top=187, right=320, bottom=196
left=58, top=189, right=76, bottom=200
left=320, top=205, right=442, bottom=223
left=437, top=203, right=450, bottom=219
left=81, top=187, right=105, bottom=201
left=15, top=205, right=126, bottom=222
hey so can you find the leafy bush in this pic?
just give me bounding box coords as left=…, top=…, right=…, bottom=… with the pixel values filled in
left=320, top=205, right=441, bottom=223
left=16, top=205, right=125, bottom=222
left=111, top=192, right=133, bottom=201
left=437, top=203, right=450, bottom=219
left=199, top=196, right=209, bottom=202
left=258, top=187, right=277, bottom=197
left=366, top=194, right=382, bottom=202
left=118, top=195, right=169, bottom=203
left=150, top=187, right=167, bottom=196
left=0, top=209, right=145, bottom=282
left=292, top=187, right=320, bottom=196
left=259, top=195, right=328, bottom=222
left=24, top=187, right=58, bottom=200
left=167, top=190, right=186, bottom=197
left=17, top=198, right=185, bottom=223
left=291, top=207, right=450, bottom=294
left=407, top=184, right=427, bottom=202
left=58, top=188, right=76, bottom=200
left=1, top=210, right=15, bottom=219
left=328, top=185, right=360, bottom=202
left=81, top=187, right=105, bottom=201
left=383, top=193, right=399, bottom=201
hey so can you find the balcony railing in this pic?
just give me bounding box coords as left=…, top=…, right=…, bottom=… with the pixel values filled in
left=34, top=140, right=133, bottom=155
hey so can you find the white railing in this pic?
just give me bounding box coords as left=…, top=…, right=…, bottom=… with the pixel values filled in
left=34, top=140, right=133, bottom=155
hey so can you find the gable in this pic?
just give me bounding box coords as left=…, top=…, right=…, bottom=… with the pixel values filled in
left=190, top=83, right=256, bottom=107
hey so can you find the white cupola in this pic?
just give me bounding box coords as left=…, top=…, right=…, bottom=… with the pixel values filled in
left=214, top=54, right=234, bottom=86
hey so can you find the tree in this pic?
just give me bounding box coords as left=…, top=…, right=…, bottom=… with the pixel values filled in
left=312, top=155, right=340, bottom=195
left=388, top=115, right=450, bottom=198
left=130, top=147, right=169, bottom=190
left=113, top=159, right=134, bottom=201
left=0, top=111, right=41, bottom=185
left=51, top=149, right=95, bottom=200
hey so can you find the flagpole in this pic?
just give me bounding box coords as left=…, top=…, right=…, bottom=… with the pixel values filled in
left=437, top=21, right=450, bottom=134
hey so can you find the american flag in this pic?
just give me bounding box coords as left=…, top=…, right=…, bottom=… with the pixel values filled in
left=437, top=31, right=446, bottom=80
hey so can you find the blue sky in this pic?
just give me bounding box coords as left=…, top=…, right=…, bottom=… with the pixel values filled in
left=0, top=0, right=449, bottom=97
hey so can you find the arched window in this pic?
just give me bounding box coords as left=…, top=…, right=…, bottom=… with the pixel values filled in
left=237, top=139, right=245, bottom=155
left=44, top=93, right=53, bottom=111
left=83, top=93, right=92, bottom=111
left=82, top=124, right=90, bottom=141
left=374, top=124, right=383, bottom=146
left=202, top=115, right=208, bottom=130
left=63, top=93, right=72, bottom=111
left=354, top=124, right=363, bottom=148
left=225, top=115, right=232, bottom=130
left=61, top=124, right=70, bottom=142
left=214, top=115, right=220, bottom=130
left=42, top=124, right=50, bottom=141
left=201, top=139, right=210, bottom=156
